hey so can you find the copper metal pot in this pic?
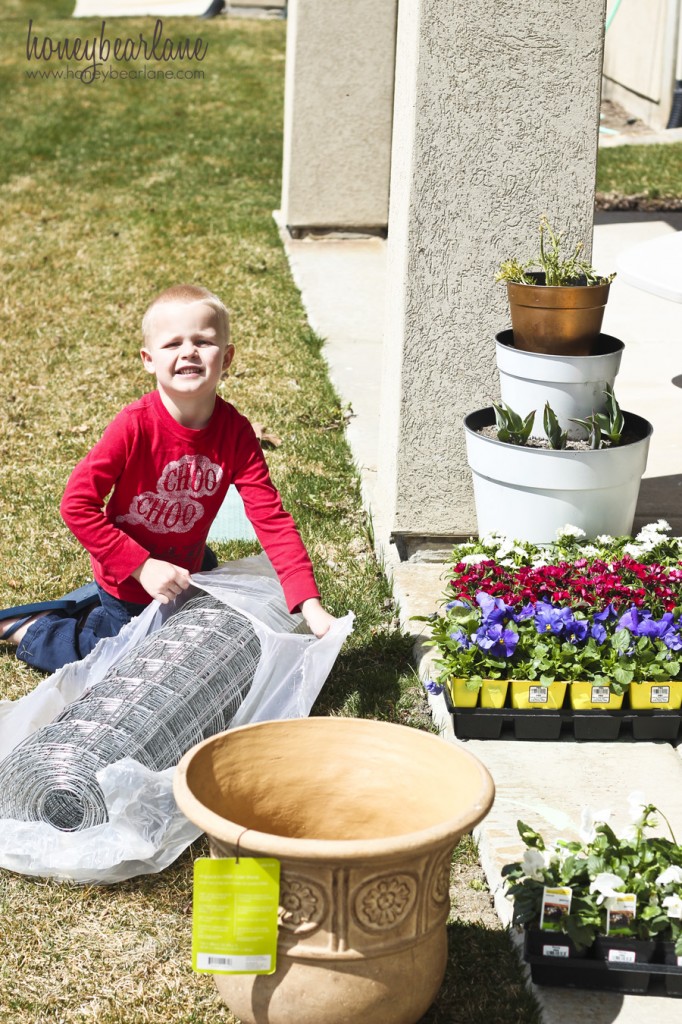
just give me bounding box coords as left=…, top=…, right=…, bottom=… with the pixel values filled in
left=506, top=273, right=611, bottom=356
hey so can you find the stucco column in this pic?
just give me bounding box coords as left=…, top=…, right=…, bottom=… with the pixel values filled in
left=281, top=0, right=398, bottom=233
left=378, top=0, right=607, bottom=557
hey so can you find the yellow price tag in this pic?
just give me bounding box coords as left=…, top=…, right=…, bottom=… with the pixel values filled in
left=192, top=857, right=280, bottom=975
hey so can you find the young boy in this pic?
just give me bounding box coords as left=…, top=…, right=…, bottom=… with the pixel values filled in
left=2, top=284, right=335, bottom=672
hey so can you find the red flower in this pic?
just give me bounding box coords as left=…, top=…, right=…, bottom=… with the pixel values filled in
left=446, top=554, right=682, bottom=615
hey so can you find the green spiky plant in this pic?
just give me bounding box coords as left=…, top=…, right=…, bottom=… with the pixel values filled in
left=543, top=402, right=568, bottom=450
left=492, top=402, right=536, bottom=445
left=570, top=385, right=625, bottom=449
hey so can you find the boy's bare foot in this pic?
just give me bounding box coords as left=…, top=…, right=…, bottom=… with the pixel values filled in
left=0, top=613, right=47, bottom=646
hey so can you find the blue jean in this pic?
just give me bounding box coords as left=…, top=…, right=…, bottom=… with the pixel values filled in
left=17, top=546, right=218, bottom=674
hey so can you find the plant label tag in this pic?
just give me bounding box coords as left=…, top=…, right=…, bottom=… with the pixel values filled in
left=606, top=893, right=636, bottom=936
left=542, top=944, right=570, bottom=958
left=590, top=685, right=610, bottom=704
left=540, top=886, right=572, bottom=932
left=192, top=857, right=280, bottom=975
left=650, top=686, right=670, bottom=704
left=529, top=686, right=548, bottom=704
left=678, top=955, right=682, bottom=967
left=608, top=948, right=636, bottom=964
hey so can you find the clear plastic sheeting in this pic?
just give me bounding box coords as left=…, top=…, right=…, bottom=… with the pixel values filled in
left=0, top=554, right=354, bottom=883
left=0, top=595, right=261, bottom=832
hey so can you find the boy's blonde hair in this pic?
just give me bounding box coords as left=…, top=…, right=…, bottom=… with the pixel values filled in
left=142, top=284, right=230, bottom=346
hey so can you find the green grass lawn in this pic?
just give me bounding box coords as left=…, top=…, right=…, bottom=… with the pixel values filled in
left=597, top=142, right=682, bottom=198
left=0, top=5, right=539, bottom=1022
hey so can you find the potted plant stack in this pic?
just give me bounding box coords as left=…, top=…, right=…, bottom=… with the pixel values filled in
left=463, top=218, right=653, bottom=544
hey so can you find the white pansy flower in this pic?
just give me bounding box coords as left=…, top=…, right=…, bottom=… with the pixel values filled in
left=459, top=553, right=491, bottom=565
left=495, top=541, right=517, bottom=559
left=579, top=805, right=613, bottom=845
left=621, top=790, right=653, bottom=843
left=480, top=532, right=506, bottom=547
left=621, top=825, right=640, bottom=844
left=637, top=519, right=671, bottom=537
left=548, top=842, right=572, bottom=867
left=522, top=848, right=549, bottom=881
left=663, top=894, right=682, bottom=919
left=657, top=865, right=682, bottom=886
left=556, top=524, right=586, bottom=540
left=590, top=872, right=626, bottom=904
left=626, top=790, right=649, bottom=827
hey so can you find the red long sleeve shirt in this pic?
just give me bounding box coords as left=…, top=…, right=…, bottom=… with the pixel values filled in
left=60, top=391, right=320, bottom=612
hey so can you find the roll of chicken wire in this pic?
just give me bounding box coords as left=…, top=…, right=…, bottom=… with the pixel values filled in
left=0, top=593, right=260, bottom=832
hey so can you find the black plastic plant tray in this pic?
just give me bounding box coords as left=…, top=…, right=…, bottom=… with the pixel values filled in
left=442, top=689, right=681, bottom=742
left=524, top=931, right=682, bottom=996
left=525, top=953, right=682, bottom=996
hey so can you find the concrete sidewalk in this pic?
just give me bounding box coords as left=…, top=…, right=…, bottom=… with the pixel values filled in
left=278, top=212, right=682, bottom=1023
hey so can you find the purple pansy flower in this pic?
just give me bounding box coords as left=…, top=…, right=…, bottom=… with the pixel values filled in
left=423, top=680, right=444, bottom=695
left=593, top=603, right=617, bottom=622
left=534, top=601, right=567, bottom=635
left=564, top=617, right=588, bottom=644
left=475, top=623, right=518, bottom=658
left=663, top=630, right=682, bottom=652
left=590, top=622, right=607, bottom=644
left=617, top=606, right=652, bottom=634
left=475, top=592, right=510, bottom=625
left=636, top=612, right=674, bottom=639
left=449, top=629, right=472, bottom=649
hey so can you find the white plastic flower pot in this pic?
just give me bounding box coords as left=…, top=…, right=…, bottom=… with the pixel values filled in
left=464, top=408, right=652, bottom=544
left=496, top=330, right=624, bottom=441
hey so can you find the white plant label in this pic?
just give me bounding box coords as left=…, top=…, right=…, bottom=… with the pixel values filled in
left=590, top=686, right=610, bottom=704
left=529, top=686, right=548, bottom=704
left=608, top=949, right=636, bottom=964
left=542, top=944, right=570, bottom=958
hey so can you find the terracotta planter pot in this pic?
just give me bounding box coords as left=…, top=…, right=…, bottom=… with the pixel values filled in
left=173, top=717, right=495, bottom=1024
left=506, top=274, right=611, bottom=356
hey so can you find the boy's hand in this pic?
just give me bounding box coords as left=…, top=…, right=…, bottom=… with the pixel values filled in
left=300, top=598, right=336, bottom=638
left=132, top=557, right=191, bottom=604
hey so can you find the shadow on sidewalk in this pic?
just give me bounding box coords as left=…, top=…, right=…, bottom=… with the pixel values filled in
left=634, top=475, right=682, bottom=535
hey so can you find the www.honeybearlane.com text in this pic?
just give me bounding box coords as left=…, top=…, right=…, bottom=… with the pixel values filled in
left=25, top=18, right=208, bottom=82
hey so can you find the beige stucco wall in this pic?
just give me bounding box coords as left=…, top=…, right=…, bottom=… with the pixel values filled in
left=602, top=0, right=680, bottom=130
left=378, top=0, right=607, bottom=546
left=281, top=0, right=397, bottom=231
